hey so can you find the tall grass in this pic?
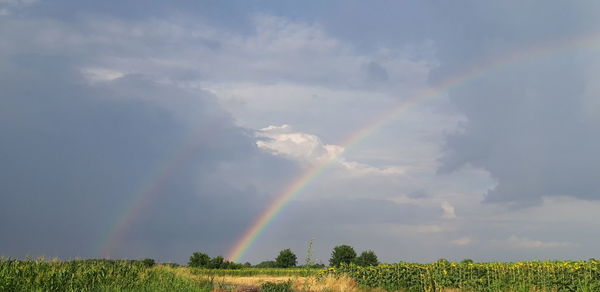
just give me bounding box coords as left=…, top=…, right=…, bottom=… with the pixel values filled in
left=0, top=258, right=211, bottom=291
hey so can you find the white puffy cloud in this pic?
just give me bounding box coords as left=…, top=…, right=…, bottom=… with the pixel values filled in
left=256, top=124, right=407, bottom=177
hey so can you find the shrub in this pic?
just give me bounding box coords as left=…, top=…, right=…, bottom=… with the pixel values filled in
left=261, top=280, right=293, bottom=292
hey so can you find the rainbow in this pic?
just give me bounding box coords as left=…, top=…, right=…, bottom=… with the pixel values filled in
left=97, top=31, right=600, bottom=261
left=98, top=125, right=219, bottom=258
left=225, top=32, right=600, bottom=262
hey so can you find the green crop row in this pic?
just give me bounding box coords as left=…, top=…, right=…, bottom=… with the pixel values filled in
left=0, top=259, right=211, bottom=292
left=322, top=260, right=600, bottom=292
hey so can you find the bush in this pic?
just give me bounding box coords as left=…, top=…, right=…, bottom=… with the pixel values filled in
left=261, top=280, right=293, bottom=292
left=275, top=249, right=297, bottom=268
left=329, top=245, right=356, bottom=267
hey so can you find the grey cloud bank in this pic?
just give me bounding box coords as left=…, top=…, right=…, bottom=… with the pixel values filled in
left=1, top=1, right=600, bottom=264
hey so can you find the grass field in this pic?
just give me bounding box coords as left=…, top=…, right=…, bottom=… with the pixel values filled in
left=3, top=258, right=600, bottom=291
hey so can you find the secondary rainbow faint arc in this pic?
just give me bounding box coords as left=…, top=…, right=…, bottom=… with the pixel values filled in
left=226, top=32, right=600, bottom=262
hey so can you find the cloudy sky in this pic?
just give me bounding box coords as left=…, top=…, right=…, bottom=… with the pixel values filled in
left=2, top=1, right=600, bottom=265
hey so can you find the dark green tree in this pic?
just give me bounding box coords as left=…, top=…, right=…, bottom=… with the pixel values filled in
left=142, top=258, right=156, bottom=268
left=275, top=249, right=297, bottom=268
left=355, top=250, right=378, bottom=267
left=207, top=255, right=225, bottom=269
left=255, top=260, right=277, bottom=268
left=329, top=245, right=356, bottom=267
left=188, top=252, right=210, bottom=268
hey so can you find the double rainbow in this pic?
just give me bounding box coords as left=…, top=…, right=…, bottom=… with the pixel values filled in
left=98, top=31, right=600, bottom=262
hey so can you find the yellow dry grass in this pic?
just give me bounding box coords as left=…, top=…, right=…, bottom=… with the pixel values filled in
left=210, top=275, right=298, bottom=286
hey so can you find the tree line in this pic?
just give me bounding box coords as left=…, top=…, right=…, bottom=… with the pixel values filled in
left=188, top=244, right=378, bottom=269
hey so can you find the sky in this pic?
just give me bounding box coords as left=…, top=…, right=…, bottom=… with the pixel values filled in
left=1, top=0, right=600, bottom=265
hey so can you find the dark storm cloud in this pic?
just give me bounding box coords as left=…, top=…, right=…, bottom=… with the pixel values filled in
left=0, top=32, right=297, bottom=263
left=432, top=2, right=600, bottom=205
left=363, top=61, right=389, bottom=83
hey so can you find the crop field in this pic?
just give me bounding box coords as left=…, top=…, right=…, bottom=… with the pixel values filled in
left=3, top=258, right=600, bottom=291
left=0, top=259, right=212, bottom=292
left=324, top=260, right=600, bottom=292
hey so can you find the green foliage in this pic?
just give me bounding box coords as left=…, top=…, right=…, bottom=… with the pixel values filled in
left=261, top=280, right=293, bottom=292
left=207, top=256, right=224, bottom=269
left=142, top=258, right=156, bottom=267
left=188, top=252, right=210, bottom=268
left=255, top=260, right=277, bottom=268
left=461, top=258, right=474, bottom=264
left=329, top=245, right=357, bottom=267
left=0, top=258, right=212, bottom=291
left=188, top=252, right=241, bottom=269
left=322, top=260, right=600, bottom=292
left=275, top=249, right=297, bottom=268
left=355, top=250, right=379, bottom=267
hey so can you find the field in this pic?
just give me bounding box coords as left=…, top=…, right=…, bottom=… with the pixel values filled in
left=2, top=258, right=600, bottom=291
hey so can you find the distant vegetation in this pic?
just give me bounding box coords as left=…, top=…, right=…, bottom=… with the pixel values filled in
left=188, top=252, right=243, bottom=269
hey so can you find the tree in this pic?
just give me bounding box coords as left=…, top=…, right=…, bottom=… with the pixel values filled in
left=188, top=252, right=210, bottom=268
left=275, top=248, right=297, bottom=268
left=255, top=260, right=277, bottom=268
left=142, top=258, right=156, bottom=267
left=329, top=245, right=356, bottom=267
left=355, top=250, right=379, bottom=267
left=207, top=255, right=225, bottom=269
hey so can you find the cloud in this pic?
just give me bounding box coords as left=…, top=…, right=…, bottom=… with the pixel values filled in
left=0, top=16, right=302, bottom=263
left=435, top=2, right=600, bottom=206
left=450, top=237, right=472, bottom=246
left=256, top=124, right=407, bottom=177
left=441, top=201, right=456, bottom=219
left=493, top=236, right=578, bottom=249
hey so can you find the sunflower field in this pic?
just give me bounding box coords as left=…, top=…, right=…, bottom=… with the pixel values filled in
left=322, top=259, right=600, bottom=291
